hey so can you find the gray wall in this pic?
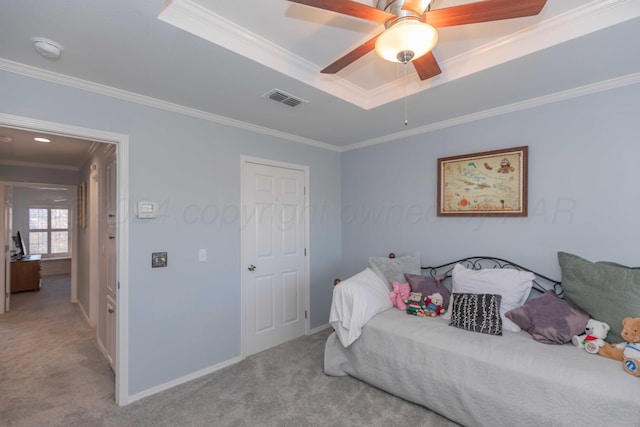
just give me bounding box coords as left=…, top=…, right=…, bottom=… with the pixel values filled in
left=341, top=84, right=640, bottom=280
left=1, top=70, right=342, bottom=395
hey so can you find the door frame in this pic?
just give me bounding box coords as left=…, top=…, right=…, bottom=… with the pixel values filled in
left=0, top=113, right=131, bottom=406
left=239, top=155, right=310, bottom=359
left=1, top=185, right=11, bottom=314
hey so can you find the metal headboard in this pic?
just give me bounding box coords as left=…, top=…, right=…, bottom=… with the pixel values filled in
left=334, top=253, right=563, bottom=296
left=421, top=256, right=563, bottom=296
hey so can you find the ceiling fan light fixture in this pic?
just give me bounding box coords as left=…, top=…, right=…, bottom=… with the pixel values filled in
left=375, top=19, right=438, bottom=64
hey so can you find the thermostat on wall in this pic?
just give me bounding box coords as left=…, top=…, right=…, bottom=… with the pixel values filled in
left=136, top=201, right=158, bottom=219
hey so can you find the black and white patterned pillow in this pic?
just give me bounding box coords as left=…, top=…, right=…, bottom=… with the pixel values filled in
left=449, top=293, right=503, bottom=336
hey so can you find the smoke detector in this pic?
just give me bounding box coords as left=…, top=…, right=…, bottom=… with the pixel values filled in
left=31, top=37, right=63, bottom=59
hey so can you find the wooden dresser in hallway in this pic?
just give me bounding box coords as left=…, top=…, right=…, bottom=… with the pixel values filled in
left=10, top=255, right=42, bottom=293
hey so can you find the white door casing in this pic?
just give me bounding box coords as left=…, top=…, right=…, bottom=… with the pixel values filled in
left=106, top=155, right=117, bottom=368
left=88, top=166, right=100, bottom=327
left=2, top=186, right=12, bottom=313
left=241, top=158, right=309, bottom=357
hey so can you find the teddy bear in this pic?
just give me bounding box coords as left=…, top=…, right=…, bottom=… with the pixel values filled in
left=424, top=292, right=446, bottom=317
left=389, top=282, right=411, bottom=310
left=572, top=318, right=610, bottom=354
left=599, top=317, right=640, bottom=377
left=405, top=292, right=426, bottom=317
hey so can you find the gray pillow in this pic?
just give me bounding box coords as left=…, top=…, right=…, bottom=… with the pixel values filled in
left=505, top=290, right=590, bottom=344
left=368, top=253, right=421, bottom=289
left=449, top=293, right=502, bottom=336
left=404, top=273, right=451, bottom=310
left=558, top=252, right=640, bottom=343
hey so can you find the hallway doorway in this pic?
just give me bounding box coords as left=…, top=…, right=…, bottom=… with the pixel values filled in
left=0, top=114, right=130, bottom=404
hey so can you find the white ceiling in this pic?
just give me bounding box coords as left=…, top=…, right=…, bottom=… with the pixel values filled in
left=0, top=0, right=639, bottom=162
left=0, top=126, right=99, bottom=170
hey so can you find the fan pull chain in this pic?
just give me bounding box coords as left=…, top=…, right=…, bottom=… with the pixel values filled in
left=404, top=61, right=408, bottom=126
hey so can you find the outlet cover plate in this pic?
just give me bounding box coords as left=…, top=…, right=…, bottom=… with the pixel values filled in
left=152, top=252, right=168, bottom=268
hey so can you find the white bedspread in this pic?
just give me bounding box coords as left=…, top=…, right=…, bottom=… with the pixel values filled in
left=325, top=308, right=640, bottom=426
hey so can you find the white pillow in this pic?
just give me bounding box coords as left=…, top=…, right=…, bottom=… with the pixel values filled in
left=442, top=263, right=534, bottom=332
left=368, top=252, right=421, bottom=289
left=329, top=268, right=393, bottom=347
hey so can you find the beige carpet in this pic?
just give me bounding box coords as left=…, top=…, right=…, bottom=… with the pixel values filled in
left=0, top=275, right=115, bottom=427
left=0, top=276, right=457, bottom=427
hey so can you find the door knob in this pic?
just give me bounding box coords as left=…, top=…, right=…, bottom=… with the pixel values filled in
left=109, top=235, right=115, bottom=240
left=108, top=308, right=115, bottom=314
left=248, top=264, right=256, bottom=271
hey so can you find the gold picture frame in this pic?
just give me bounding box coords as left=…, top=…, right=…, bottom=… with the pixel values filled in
left=437, top=146, right=528, bottom=217
left=78, top=181, right=87, bottom=228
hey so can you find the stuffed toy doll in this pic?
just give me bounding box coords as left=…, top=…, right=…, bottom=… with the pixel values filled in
left=389, top=282, right=411, bottom=310
left=424, top=292, right=446, bottom=317
left=572, top=318, right=610, bottom=354
left=405, top=292, right=426, bottom=317
left=599, top=317, right=640, bottom=377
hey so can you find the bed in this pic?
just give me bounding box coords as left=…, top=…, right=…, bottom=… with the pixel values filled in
left=324, top=256, right=640, bottom=426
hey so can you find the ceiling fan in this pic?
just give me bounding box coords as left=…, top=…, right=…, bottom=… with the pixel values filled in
left=287, top=0, right=547, bottom=81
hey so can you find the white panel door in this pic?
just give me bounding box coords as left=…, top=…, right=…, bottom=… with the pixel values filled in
left=243, top=161, right=306, bottom=356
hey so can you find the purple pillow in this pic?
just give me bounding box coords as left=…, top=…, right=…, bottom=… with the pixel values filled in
left=404, top=273, right=451, bottom=309
left=505, top=290, right=589, bottom=344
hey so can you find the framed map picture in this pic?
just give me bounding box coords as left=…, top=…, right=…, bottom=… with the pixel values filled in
left=438, top=146, right=528, bottom=217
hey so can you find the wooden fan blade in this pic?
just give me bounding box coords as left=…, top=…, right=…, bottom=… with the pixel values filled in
left=287, top=0, right=395, bottom=24
left=402, top=0, right=432, bottom=15
left=321, top=34, right=380, bottom=74
left=412, top=51, right=441, bottom=80
left=425, top=0, right=547, bottom=28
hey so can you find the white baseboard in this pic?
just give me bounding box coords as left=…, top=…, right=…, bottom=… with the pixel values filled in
left=126, top=355, right=244, bottom=404
left=95, top=337, right=114, bottom=369
left=126, top=326, right=330, bottom=405
left=75, top=301, right=93, bottom=326
left=309, top=323, right=331, bottom=335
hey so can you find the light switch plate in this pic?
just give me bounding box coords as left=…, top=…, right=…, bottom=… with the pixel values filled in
left=152, top=252, right=167, bottom=268
left=137, top=200, right=158, bottom=219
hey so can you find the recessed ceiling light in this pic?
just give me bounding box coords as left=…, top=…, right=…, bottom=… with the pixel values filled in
left=34, top=137, right=51, bottom=143
left=0, top=136, right=12, bottom=143
left=31, top=37, right=63, bottom=59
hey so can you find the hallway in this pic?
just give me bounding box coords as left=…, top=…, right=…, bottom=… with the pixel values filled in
left=0, top=275, right=115, bottom=425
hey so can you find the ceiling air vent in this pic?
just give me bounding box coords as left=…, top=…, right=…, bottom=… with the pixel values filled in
left=263, top=89, right=308, bottom=108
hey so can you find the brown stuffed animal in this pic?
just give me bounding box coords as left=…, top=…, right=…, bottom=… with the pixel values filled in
left=599, top=317, right=640, bottom=377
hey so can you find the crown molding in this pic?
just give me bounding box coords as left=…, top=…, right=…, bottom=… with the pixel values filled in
left=158, top=0, right=371, bottom=108
left=0, top=59, right=339, bottom=153
left=160, top=0, right=639, bottom=110
left=362, top=0, right=640, bottom=107
left=2, top=60, right=637, bottom=155
left=342, top=71, right=640, bottom=152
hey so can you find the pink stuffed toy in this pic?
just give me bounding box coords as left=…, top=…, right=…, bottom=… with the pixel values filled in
left=389, top=281, right=411, bottom=310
